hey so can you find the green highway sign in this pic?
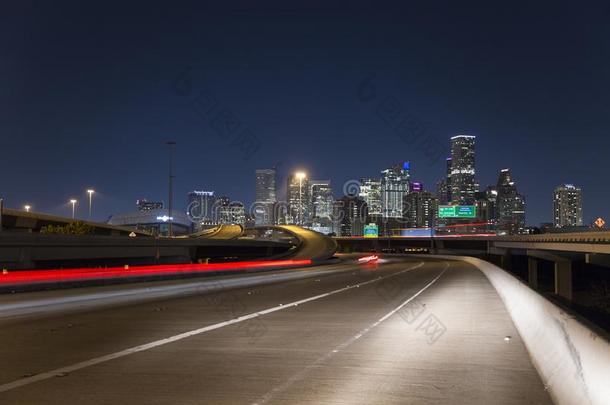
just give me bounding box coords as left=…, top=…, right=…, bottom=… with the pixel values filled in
left=363, top=223, right=379, bottom=238
left=456, top=206, right=477, bottom=218
left=438, top=205, right=477, bottom=218
left=438, top=206, right=457, bottom=218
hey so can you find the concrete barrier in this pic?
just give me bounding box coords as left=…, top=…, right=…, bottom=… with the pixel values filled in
left=432, top=255, right=610, bottom=405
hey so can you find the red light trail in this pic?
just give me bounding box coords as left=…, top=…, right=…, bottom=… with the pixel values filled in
left=0, top=260, right=312, bottom=286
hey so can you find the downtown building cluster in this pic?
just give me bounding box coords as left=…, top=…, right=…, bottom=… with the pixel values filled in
left=252, top=135, right=585, bottom=237
left=108, top=136, right=584, bottom=237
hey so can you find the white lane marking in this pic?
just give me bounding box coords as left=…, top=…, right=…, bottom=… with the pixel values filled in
left=0, top=261, right=426, bottom=393
left=251, top=262, right=450, bottom=405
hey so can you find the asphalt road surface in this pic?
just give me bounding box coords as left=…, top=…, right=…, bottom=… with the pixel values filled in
left=0, top=256, right=552, bottom=404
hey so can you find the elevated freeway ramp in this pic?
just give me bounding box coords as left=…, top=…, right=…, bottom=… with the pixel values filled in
left=260, top=225, right=337, bottom=261
left=0, top=256, right=555, bottom=404
left=182, top=224, right=244, bottom=240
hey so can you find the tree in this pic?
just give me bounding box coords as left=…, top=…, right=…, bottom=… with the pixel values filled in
left=40, top=221, right=94, bottom=235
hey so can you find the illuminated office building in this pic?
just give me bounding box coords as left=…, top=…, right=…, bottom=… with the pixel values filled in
left=450, top=136, right=478, bottom=205
left=287, top=172, right=310, bottom=226
left=310, top=180, right=333, bottom=233
left=496, top=169, right=526, bottom=235
left=359, top=178, right=382, bottom=216
left=404, top=188, right=438, bottom=228
left=254, top=168, right=277, bottom=226
left=187, top=191, right=216, bottom=223
left=381, top=162, right=411, bottom=219
left=553, top=184, right=583, bottom=228
left=334, top=195, right=369, bottom=237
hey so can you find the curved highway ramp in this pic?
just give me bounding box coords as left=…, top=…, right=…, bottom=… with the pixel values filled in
left=184, top=224, right=244, bottom=240
left=259, top=225, right=338, bottom=261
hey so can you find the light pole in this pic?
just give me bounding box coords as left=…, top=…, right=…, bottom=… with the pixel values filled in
left=69, top=199, right=77, bottom=219
left=87, top=189, right=95, bottom=220
left=166, top=141, right=176, bottom=237
left=296, top=172, right=306, bottom=226
left=24, top=205, right=31, bottom=213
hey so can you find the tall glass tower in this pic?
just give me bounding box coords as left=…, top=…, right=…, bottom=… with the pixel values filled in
left=310, top=180, right=333, bottom=233
left=436, top=157, right=452, bottom=205
left=287, top=172, right=310, bottom=226
left=254, top=169, right=277, bottom=226
left=187, top=190, right=216, bottom=228
left=450, top=135, right=478, bottom=205
left=496, top=169, right=526, bottom=234
left=381, top=162, right=411, bottom=219
left=359, top=178, right=382, bottom=216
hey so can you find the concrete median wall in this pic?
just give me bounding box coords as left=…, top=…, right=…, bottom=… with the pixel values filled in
left=434, top=255, right=610, bottom=405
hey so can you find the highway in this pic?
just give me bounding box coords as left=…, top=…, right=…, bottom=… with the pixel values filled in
left=185, top=224, right=244, bottom=240
left=273, top=225, right=338, bottom=261
left=0, top=256, right=552, bottom=404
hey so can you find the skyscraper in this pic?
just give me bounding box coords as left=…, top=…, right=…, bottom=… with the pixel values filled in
left=334, top=195, right=369, bottom=237
left=475, top=186, right=498, bottom=225
left=404, top=188, right=438, bottom=228
left=225, top=202, right=246, bottom=225
left=216, top=195, right=231, bottom=224
left=381, top=162, right=411, bottom=219
left=254, top=169, right=277, bottom=226
left=255, top=169, right=276, bottom=202
left=359, top=178, right=382, bottom=216
left=450, top=135, right=478, bottom=205
left=496, top=169, right=526, bottom=235
left=436, top=157, right=452, bottom=205
left=187, top=191, right=216, bottom=227
left=310, top=180, right=334, bottom=234
left=553, top=184, right=583, bottom=228
left=287, top=172, right=310, bottom=226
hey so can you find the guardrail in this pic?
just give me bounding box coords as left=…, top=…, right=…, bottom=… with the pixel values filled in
left=432, top=255, right=610, bottom=405
left=495, top=231, right=610, bottom=244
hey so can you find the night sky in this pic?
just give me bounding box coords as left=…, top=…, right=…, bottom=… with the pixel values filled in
left=2, top=1, right=609, bottom=225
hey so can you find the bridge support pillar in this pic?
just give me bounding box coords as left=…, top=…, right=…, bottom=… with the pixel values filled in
left=528, top=257, right=538, bottom=289
left=555, top=261, right=573, bottom=301
left=586, top=253, right=610, bottom=268
left=527, top=250, right=573, bottom=301
left=488, top=247, right=510, bottom=269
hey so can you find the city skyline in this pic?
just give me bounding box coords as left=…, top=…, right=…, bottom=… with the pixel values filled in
left=5, top=134, right=598, bottom=227
left=2, top=2, right=608, bottom=226
left=2, top=4, right=608, bottom=403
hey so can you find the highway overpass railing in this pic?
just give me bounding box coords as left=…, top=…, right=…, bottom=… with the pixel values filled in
left=431, top=255, right=610, bottom=405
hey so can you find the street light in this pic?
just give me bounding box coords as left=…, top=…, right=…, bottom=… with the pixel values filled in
left=295, top=172, right=306, bottom=226
left=87, top=189, right=95, bottom=220
left=69, top=199, right=77, bottom=219
left=24, top=205, right=31, bottom=213
left=166, top=141, right=176, bottom=237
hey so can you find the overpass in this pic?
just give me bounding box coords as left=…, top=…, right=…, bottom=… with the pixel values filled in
left=0, top=225, right=337, bottom=280
left=183, top=224, right=245, bottom=240
left=0, top=208, right=150, bottom=237
left=335, top=232, right=610, bottom=301
left=488, top=231, right=610, bottom=301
